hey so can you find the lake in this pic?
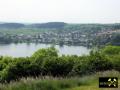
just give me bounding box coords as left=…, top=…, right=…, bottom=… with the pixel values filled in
left=0, top=43, right=91, bottom=57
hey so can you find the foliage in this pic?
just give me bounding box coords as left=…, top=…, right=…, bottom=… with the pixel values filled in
left=88, top=51, right=113, bottom=71
left=42, top=56, right=74, bottom=76
left=32, top=46, right=58, bottom=60
left=0, top=46, right=120, bottom=82
left=101, top=45, right=120, bottom=55
left=70, top=56, right=90, bottom=76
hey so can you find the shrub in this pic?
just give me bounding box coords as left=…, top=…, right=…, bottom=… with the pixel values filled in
left=31, top=47, right=58, bottom=61
left=0, top=46, right=119, bottom=83
left=0, top=56, right=14, bottom=65
left=101, top=45, right=120, bottom=55
left=70, top=56, right=92, bottom=76
left=0, top=62, right=6, bottom=71
left=31, top=47, right=59, bottom=76
left=110, top=55, right=120, bottom=71
left=42, top=56, right=74, bottom=76
left=0, top=57, right=31, bottom=82
left=88, top=51, right=113, bottom=72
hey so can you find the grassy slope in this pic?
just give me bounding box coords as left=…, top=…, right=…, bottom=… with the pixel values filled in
left=65, top=70, right=120, bottom=90
left=0, top=70, right=119, bottom=90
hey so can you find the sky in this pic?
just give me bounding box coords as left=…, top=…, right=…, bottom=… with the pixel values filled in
left=0, top=0, right=120, bottom=23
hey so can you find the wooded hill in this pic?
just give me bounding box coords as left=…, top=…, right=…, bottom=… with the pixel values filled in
left=0, top=22, right=120, bottom=31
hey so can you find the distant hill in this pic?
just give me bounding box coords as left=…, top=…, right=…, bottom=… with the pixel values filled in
left=0, top=22, right=120, bottom=31
left=0, top=23, right=25, bottom=29
left=28, top=22, right=67, bottom=29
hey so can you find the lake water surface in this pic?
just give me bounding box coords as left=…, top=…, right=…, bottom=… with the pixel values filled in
left=0, top=43, right=91, bottom=57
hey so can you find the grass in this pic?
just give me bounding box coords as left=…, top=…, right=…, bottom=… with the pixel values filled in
left=0, top=70, right=119, bottom=90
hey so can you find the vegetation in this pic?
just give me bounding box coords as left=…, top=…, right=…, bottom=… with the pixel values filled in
left=0, top=46, right=119, bottom=82
left=0, top=70, right=119, bottom=90
left=0, top=22, right=120, bottom=34
left=0, top=45, right=120, bottom=89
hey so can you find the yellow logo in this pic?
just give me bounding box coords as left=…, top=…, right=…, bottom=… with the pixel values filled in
left=99, top=77, right=118, bottom=88
left=108, top=78, right=117, bottom=87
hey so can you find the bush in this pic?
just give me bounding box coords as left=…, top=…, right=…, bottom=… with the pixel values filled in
left=0, top=66, right=17, bottom=82
left=101, top=46, right=120, bottom=71
left=31, top=47, right=58, bottom=61
left=0, top=46, right=119, bottom=82
left=0, top=57, right=31, bottom=82
left=30, top=47, right=59, bottom=76
left=0, top=62, right=6, bottom=71
left=42, top=56, right=75, bottom=76
left=88, top=51, right=113, bottom=72
left=101, top=45, right=120, bottom=55
left=70, top=56, right=92, bottom=76
left=110, top=55, right=120, bottom=71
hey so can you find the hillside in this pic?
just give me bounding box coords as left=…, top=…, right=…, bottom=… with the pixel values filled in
left=0, top=22, right=120, bottom=31
left=0, top=23, right=25, bottom=29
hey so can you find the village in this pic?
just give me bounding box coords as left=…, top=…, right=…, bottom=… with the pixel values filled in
left=0, top=29, right=120, bottom=46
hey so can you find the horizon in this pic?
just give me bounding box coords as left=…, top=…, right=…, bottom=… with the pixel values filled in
left=0, top=21, right=120, bottom=24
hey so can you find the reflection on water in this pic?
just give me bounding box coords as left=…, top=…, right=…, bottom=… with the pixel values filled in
left=0, top=43, right=91, bottom=57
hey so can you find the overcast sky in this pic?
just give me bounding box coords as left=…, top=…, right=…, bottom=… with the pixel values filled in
left=0, top=0, right=120, bottom=23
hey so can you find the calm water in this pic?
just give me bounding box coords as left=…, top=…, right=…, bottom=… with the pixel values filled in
left=0, top=43, right=91, bottom=57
